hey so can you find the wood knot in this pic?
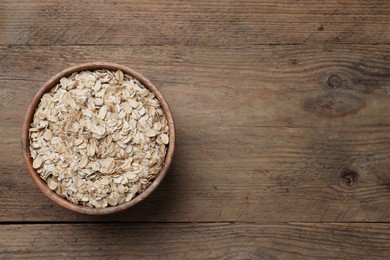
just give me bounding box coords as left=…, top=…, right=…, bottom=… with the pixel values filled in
left=328, top=75, right=342, bottom=88
left=340, top=169, right=358, bottom=187
left=303, top=92, right=365, bottom=117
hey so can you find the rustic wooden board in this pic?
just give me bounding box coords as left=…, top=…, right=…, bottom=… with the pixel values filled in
left=1, top=223, right=390, bottom=259
left=1, top=0, right=389, bottom=46
left=1, top=0, right=390, bottom=257
left=0, top=44, right=389, bottom=222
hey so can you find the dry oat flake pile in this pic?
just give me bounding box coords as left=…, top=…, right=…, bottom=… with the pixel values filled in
left=29, top=70, right=169, bottom=208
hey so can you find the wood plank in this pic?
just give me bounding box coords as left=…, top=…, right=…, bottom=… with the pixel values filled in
left=3, top=124, right=390, bottom=222
left=0, top=44, right=389, bottom=222
left=1, top=223, right=390, bottom=259
left=1, top=44, right=389, bottom=128
left=1, top=0, right=389, bottom=45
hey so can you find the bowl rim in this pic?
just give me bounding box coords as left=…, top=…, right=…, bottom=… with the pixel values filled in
left=21, top=62, right=175, bottom=215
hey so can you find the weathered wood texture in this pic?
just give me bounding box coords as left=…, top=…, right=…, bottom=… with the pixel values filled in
left=0, top=0, right=389, bottom=46
left=1, top=223, right=390, bottom=259
left=0, top=45, right=389, bottom=222
left=1, top=0, right=390, bottom=258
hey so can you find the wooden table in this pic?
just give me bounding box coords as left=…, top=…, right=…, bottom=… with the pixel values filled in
left=1, top=1, right=390, bottom=258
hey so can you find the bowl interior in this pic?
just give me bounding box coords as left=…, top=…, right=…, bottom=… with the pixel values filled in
left=22, top=62, right=175, bottom=215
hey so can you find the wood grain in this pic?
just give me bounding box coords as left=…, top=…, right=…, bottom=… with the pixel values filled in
left=0, top=44, right=389, bottom=222
left=3, top=124, right=390, bottom=222
left=1, top=0, right=390, bottom=257
left=1, top=0, right=389, bottom=46
left=1, top=223, right=390, bottom=259
left=1, top=44, right=389, bottom=128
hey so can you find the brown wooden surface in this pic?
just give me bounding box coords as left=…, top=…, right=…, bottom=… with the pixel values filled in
left=1, top=223, right=390, bottom=259
left=1, top=0, right=390, bottom=258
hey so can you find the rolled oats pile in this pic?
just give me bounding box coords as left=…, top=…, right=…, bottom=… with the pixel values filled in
left=29, top=70, right=169, bottom=208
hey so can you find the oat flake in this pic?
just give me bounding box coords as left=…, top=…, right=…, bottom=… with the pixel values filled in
left=29, top=69, right=169, bottom=208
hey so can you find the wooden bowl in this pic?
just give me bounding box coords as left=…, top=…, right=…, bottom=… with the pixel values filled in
left=22, top=62, right=175, bottom=215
